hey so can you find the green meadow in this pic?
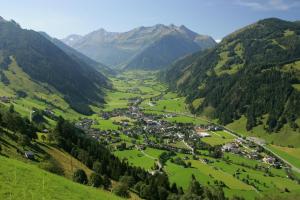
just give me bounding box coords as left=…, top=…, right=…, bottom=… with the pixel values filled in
left=0, top=156, right=122, bottom=200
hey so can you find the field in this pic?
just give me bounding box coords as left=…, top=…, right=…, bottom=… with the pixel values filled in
left=0, top=156, right=122, bottom=200
left=201, top=131, right=236, bottom=146
left=114, top=149, right=156, bottom=170
left=141, top=92, right=188, bottom=113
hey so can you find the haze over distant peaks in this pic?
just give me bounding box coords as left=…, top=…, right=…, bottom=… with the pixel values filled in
left=62, top=24, right=216, bottom=70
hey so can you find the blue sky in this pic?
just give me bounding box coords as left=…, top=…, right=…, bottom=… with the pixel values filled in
left=0, top=0, right=299, bottom=40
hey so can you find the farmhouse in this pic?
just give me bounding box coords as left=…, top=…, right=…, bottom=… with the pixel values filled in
left=222, top=143, right=240, bottom=153
left=197, top=132, right=211, bottom=138
left=263, top=156, right=276, bottom=165
left=102, top=112, right=110, bottom=120
left=24, top=151, right=35, bottom=159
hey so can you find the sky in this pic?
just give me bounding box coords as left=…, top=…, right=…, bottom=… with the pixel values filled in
left=0, top=0, right=300, bottom=41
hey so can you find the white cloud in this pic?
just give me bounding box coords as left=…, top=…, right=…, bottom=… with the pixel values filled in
left=235, top=0, right=300, bottom=11
left=215, top=39, right=222, bottom=43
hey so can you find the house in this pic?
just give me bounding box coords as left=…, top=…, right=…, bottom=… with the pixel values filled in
left=24, top=151, right=35, bottom=159
left=222, top=144, right=234, bottom=152
left=249, top=151, right=261, bottom=160
left=102, top=113, right=110, bottom=120
left=42, top=129, right=49, bottom=133
left=263, top=156, right=276, bottom=164
left=197, top=132, right=211, bottom=138
left=207, top=125, right=222, bottom=131
left=222, top=143, right=240, bottom=153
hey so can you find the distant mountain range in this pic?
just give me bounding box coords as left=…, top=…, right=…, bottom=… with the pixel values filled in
left=0, top=17, right=109, bottom=114
left=163, top=18, right=300, bottom=134
left=62, top=24, right=216, bottom=70
left=40, top=32, right=116, bottom=76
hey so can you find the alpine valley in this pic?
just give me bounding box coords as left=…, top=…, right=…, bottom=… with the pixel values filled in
left=0, top=13, right=299, bottom=200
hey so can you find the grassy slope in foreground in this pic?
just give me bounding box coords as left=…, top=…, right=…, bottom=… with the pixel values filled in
left=0, top=156, right=122, bottom=200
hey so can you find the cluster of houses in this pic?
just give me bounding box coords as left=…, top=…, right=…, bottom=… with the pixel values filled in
left=75, top=118, right=96, bottom=131
left=220, top=139, right=282, bottom=168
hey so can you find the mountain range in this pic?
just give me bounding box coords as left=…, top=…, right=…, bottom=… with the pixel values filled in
left=62, top=24, right=216, bottom=70
left=163, top=18, right=300, bottom=134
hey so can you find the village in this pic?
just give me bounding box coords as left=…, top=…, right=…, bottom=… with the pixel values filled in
left=73, top=96, right=285, bottom=171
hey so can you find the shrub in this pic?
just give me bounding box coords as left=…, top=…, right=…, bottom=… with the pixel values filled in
left=73, top=169, right=88, bottom=184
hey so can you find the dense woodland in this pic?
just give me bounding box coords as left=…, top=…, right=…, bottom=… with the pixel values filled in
left=164, top=18, right=300, bottom=132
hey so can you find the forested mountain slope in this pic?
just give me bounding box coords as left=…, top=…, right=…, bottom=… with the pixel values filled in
left=0, top=17, right=109, bottom=114
left=164, top=18, right=300, bottom=133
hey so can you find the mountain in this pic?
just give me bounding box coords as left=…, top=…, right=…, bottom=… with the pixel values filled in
left=62, top=24, right=216, bottom=70
left=40, top=32, right=116, bottom=76
left=0, top=17, right=109, bottom=115
left=163, top=18, right=300, bottom=134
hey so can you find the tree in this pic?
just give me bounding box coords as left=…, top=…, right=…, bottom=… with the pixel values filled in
left=171, top=183, right=178, bottom=194
left=180, top=193, right=201, bottom=200
left=73, top=169, right=88, bottom=184
left=0, top=144, right=2, bottom=153
left=209, top=146, right=223, bottom=158
left=113, top=182, right=130, bottom=198
left=47, top=132, right=54, bottom=143
left=89, top=173, right=103, bottom=187
left=158, top=186, right=169, bottom=200
left=187, top=175, right=203, bottom=196
left=103, top=175, right=112, bottom=190
left=41, top=135, right=46, bottom=143
left=9, top=104, right=14, bottom=113
left=18, top=134, right=30, bottom=149
left=120, top=175, right=135, bottom=187
left=204, top=186, right=226, bottom=200
left=140, top=184, right=151, bottom=199
left=134, top=181, right=144, bottom=193
left=178, top=187, right=184, bottom=195
left=93, top=161, right=102, bottom=174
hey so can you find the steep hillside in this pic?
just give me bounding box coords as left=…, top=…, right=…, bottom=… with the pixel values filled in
left=0, top=17, right=109, bottom=114
left=164, top=18, right=300, bottom=137
left=0, top=156, right=122, bottom=200
left=62, top=24, right=216, bottom=69
left=40, top=32, right=116, bottom=76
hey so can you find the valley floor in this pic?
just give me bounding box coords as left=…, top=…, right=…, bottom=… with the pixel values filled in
left=97, top=71, right=300, bottom=200
left=1, top=70, right=300, bottom=200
